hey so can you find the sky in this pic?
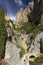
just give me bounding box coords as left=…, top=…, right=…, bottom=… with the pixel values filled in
left=0, top=0, right=32, bottom=20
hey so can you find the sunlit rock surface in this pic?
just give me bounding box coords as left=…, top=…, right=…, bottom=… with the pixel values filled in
left=29, top=32, right=43, bottom=54
left=16, top=1, right=34, bottom=23
left=4, top=41, right=21, bottom=65
left=4, top=32, right=43, bottom=65
left=5, top=14, right=10, bottom=21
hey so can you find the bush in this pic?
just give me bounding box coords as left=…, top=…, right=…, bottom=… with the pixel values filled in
left=18, top=22, right=33, bottom=34
left=19, top=48, right=26, bottom=58
left=35, top=55, right=43, bottom=63
left=17, top=45, right=26, bottom=58
left=29, top=61, right=38, bottom=65
left=29, top=55, right=43, bottom=65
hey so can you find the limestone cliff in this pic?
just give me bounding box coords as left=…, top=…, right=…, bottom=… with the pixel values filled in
left=16, top=1, right=34, bottom=23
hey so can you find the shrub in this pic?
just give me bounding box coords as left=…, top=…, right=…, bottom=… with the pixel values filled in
left=29, top=55, right=43, bottom=65
left=19, top=22, right=33, bottom=34
left=19, top=48, right=26, bottom=58
left=35, top=55, right=43, bottom=63
left=17, top=45, right=26, bottom=58
left=29, top=61, right=38, bottom=65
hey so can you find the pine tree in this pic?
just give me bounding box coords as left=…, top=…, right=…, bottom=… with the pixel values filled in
left=40, top=38, right=43, bottom=53
left=0, top=9, right=7, bottom=60
left=29, top=0, right=43, bottom=25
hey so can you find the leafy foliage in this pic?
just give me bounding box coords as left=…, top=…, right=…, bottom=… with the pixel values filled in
left=29, top=55, right=43, bottom=65
left=20, top=22, right=32, bottom=34
left=19, top=48, right=26, bottom=58
left=29, top=61, right=38, bottom=65
left=35, top=55, right=43, bottom=63
left=17, top=45, right=26, bottom=58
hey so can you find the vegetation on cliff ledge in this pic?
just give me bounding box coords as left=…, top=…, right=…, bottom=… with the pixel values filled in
left=29, top=55, right=43, bottom=65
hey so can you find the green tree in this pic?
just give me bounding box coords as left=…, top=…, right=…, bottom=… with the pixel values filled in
left=0, top=9, right=7, bottom=59
left=40, top=38, right=43, bottom=53
left=29, top=0, right=43, bottom=25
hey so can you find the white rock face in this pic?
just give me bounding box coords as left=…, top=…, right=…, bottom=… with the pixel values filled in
left=4, top=40, right=30, bottom=65
left=29, top=32, right=43, bottom=54
left=4, top=41, right=20, bottom=65
left=4, top=21, right=43, bottom=65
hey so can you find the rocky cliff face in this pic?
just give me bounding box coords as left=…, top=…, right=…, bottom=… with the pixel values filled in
left=4, top=21, right=43, bottom=65
left=16, top=1, right=34, bottom=23
left=2, top=1, right=43, bottom=65
left=16, top=0, right=43, bottom=24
